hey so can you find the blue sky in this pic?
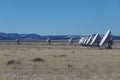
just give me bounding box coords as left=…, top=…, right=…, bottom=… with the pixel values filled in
left=0, top=0, right=120, bottom=35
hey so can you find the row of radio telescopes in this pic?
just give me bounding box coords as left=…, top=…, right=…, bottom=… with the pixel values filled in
left=79, top=30, right=113, bottom=49
left=69, top=29, right=113, bottom=49
left=16, top=29, right=113, bottom=49
left=46, top=29, right=113, bottom=49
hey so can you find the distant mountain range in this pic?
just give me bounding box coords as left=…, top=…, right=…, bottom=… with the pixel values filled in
left=0, top=32, right=119, bottom=40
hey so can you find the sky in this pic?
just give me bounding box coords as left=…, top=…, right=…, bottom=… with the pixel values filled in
left=0, top=0, right=120, bottom=35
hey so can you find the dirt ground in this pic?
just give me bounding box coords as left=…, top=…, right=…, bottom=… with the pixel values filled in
left=0, top=42, right=120, bottom=80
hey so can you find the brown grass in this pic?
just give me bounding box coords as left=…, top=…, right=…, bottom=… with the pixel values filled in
left=0, top=42, right=119, bottom=80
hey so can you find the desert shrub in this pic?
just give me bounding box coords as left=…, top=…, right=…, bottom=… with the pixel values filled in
left=71, top=51, right=75, bottom=53
left=7, top=59, right=21, bottom=65
left=33, top=57, right=45, bottom=62
left=54, top=54, right=67, bottom=57
left=67, top=63, right=73, bottom=68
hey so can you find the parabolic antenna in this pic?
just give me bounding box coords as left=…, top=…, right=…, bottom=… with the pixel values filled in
left=68, top=37, right=73, bottom=45
left=99, top=30, right=111, bottom=47
left=46, top=38, right=50, bottom=42
left=46, top=37, right=51, bottom=44
left=82, top=37, right=86, bottom=45
left=78, top=38, right=83, bottom=44
left=90, top=33, right=100, bottom=46
left=68, top=37, right=73, bottom=42
left=83, top=37, right=89, bottom=45
left=79, top=37, right=86, bottom=45
left=86, top=35, right=92, bottom=45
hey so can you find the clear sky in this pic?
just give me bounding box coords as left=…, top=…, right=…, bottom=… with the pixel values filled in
left=0, top=0, right=120, bottom=35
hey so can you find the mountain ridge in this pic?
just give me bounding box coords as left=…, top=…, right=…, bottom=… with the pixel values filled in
left=0, top=32, right=119, bottom=40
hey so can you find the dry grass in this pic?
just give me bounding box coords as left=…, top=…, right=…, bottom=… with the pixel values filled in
left=0, top=42, right=119, bottom=80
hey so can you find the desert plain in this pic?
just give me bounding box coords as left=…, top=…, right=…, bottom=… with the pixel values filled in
left=0, top=41, right=120, bottom=80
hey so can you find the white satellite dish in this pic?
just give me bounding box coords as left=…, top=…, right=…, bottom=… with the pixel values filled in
left=83, top=37, right=89, bottom=45
left=78, top=38, right=82, bottom=44
left=99, top=30, right=111, bottom=47
left=69, top=38, right=73, bottom=42
left=46, top=38, right=51, bottom=44
left=86, top=35, right=92, bottom=45
left=68, top=37, right=73, bottom=44
left=47, top=38, right=50, bottom=42
left=90, top=33, right=100, bottom=46
left=79, top=37, right=86, bottom=45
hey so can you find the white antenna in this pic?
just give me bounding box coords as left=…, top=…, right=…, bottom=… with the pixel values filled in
left=90, top=33, right=100, bottom=46
left=99, top=30, right=111, bottom=47
left=83, top=36, right=89, bottom=45
left=68, top=37, right=73, bottom=45
left=46, top=37, right=51, bottom=44
left=86, top=35, right=92, bottom=45
left=79, top=37, right=86, bottom=45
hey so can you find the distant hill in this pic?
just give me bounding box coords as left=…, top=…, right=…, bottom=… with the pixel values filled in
left=0, top=32, right=82, bottom=41
left=112, top=35, right=120, bottom=40
left=0, top=32, right=119, bottom=41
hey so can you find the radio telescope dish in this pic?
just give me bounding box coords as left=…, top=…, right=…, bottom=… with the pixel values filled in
left=69, top=37, right=73, bottom=42
left=86, top=35, right=92, bottom=45
left=78, top=38, right=83, bottom=44
left=83, top=37, right=89, bottom=45
left=99, top=30, right=111, bottom=47
left=79, top=37, right=86, bottom=45
left=90, top=33, right=100, bottom=46
left=68, top=37, right=73, bottom=45
left=46, top=37, right=51, bottom=44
